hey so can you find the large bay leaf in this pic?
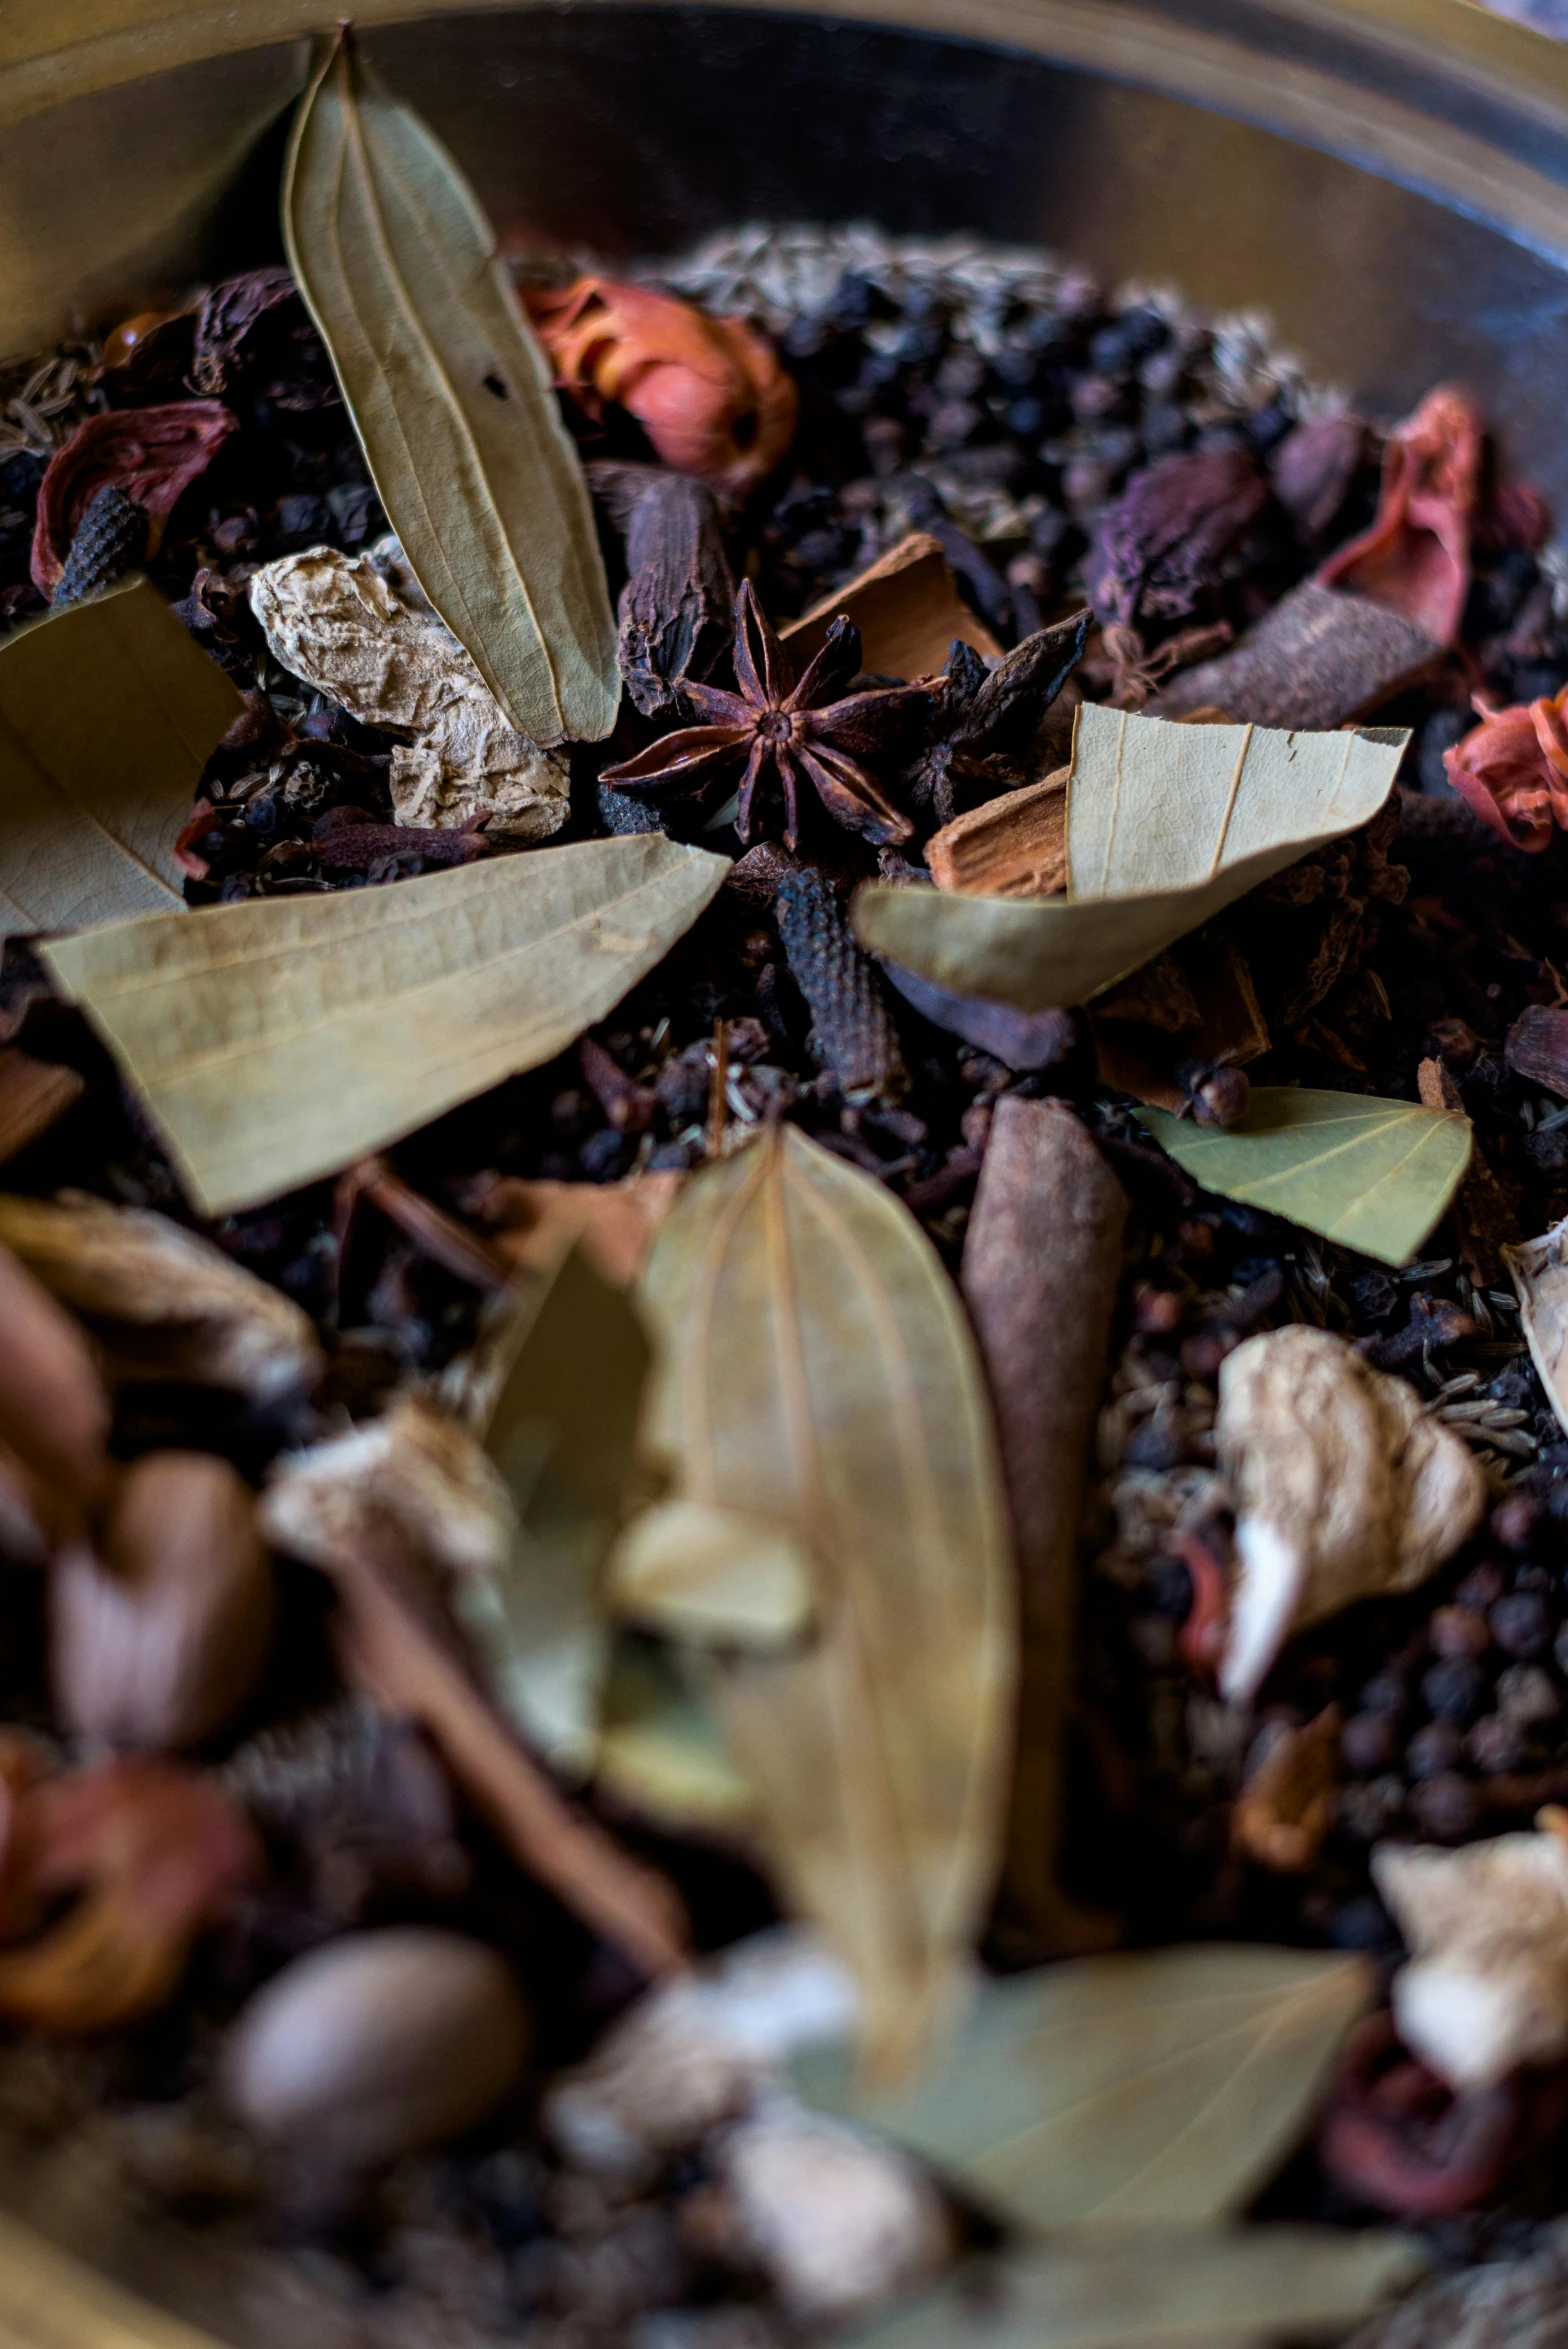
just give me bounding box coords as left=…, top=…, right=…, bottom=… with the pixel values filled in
left=42, top=837, right=728, bottom=1217
left=458, top=1241, right=651, bottom=1777
left=638, top=1124, right=1014, bottom=2078
left=283, top=30, right=618, bottom=746
left=853, top=707, right=1407, bottom=1011
left=849, top=2229, right=1424, bottom=2349
left=1139, top=1088, right=1471, bottom=1268
left=0, top=577, right=243, bottom=940
left=794, top=1943, right=1372, bottom=2232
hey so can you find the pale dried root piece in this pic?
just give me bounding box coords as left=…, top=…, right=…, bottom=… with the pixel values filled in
left=0, top=1753, right=260, bottom=2033
left=1233, top=1708, right=1340, bottom=1874
left=1217, top=1326, right=1485, bottom=1706
left=52, top=1452, right=273, bottom=1750
left=1373, top=1825, right=1568, bottom=2091
left=262, top=1401, right=688, bottom=1981
left=249, top=546, right=571, bottom=837
left=224, top=1928, right=528, bottom=2172
left=960, top=1098, right=1127, bottom=1958
left=0, top=1192, right=321, bottom=1403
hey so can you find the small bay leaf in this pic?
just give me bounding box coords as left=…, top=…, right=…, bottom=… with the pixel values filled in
left=283, top=30, right=619, bottom=746
left=460, top=1242, right=651, bottom=1777
left=794, top=1943, right=1372, bottom=2232
left=606, top=1497, right=817, bottom=1648
left=638, top=1124, right=1014, bottom=2079
left=848, top=2229, right=1424, bottom=2349
left=1138, top=1088, right=1471, bottom=1268
left=596, top=1634, right=757, bottom=1833
left=853, top=708, right=1407, bottom=1011
left=41, top=836, right=729, bottom=1216
left=0, top=577, right=243, bottom=940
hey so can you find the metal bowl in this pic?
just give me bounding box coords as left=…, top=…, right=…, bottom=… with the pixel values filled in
left=0, top=0, right=1565, bottom=2338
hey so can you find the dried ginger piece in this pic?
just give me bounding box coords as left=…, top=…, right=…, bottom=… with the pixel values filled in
left=249, top=547, right=571, bottom=837
left=1374, top=1825, right=1568, bottom=2090
left=1216, top=1325, right=1484, bottom=1703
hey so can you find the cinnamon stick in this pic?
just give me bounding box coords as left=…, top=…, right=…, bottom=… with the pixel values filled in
left=781, top=531, right=1001, bottom=681
left=926, top=769, right=1068, bottom=898
left=960, top=1098, right=1127, bottom=1958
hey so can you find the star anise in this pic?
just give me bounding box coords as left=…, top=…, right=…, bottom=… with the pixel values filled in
left=906, top=607, right=1091, bottom=828
left=599, top=579, right=934, bottom=850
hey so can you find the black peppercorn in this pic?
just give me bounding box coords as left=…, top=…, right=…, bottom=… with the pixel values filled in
left=1408, top=1773, right=1481, bottom=1841
left=1428, top=1605, right=1491, bottom=1661
left=1340, top=1713, right=1398, bottom=1774
left=1407, top=1720, right=1466, bottom=1777
left=1467, top=1713, right=1528, bottom=1775
left=1420, top=1658, right=1489, bottom=1726
left=1490, top=1592, right=1551, bottom=1659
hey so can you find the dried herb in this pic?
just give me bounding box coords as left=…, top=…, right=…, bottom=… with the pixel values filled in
left=30, top=403, right=236, bottom=593
left=1089, top=449, right=1267, bottom=630
left=795, top=1942, right=1373, bottom=2230
left=42, top=836, right=729, bottom=1215
left=1139, top=1086, right=1472, bottom=1268
left=602, top=581, right=931, bottom=849
left=780, top=531, right=1001, bottom=684
left=846, top=2230, right=1423, bottom=2349
left=961, top=1099, right=1125, bottom=1958
left=905, top=610, right=1089, bottom=828
left=587, top=461, right=736, bottom=717
left=1216, top=1326, right=1485, bottom=1704
left=854, top=707, right=1407, bottom=1012
left=249, top=547, right=571, bottom=836
left=638, top=1124, right=1014, bottom=2077
left=283, top=29, right=619, bottom=746
left=0, top=577, right=244, bottom=939
left=525, top=275, right=798, bottom=496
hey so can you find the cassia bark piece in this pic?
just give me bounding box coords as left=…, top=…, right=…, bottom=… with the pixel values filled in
left=0, top=1049, right=83, bottom=1164
left=960, top=1098, right=1126, bottom=1958
left=782, top=532, right=1000, bottom=683
left=1156, top=578, right=1441, bottom=729
left=283, top=30, right=618, bottom=745
left=639, top=1124, right=1014, bottom=2078
left=926, top=769, right=1068, bottom=898
left=41, top=837, right=729, bottom=1216
left=0, top=577, right=245, bottom=941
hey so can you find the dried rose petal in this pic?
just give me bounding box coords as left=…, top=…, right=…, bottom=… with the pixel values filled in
left=523, top=277, right=797, bottom=496
left=1443, top=686, right=1568, bottom=851
left=31, top=402, right=238, bottom=593
left=1317, top=386, right=1481, bottom=645
left=189, top=266, right=298, bottom=398
left=0, top=1755, right=259, bottom=2032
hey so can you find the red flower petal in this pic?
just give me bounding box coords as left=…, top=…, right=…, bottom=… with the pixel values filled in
left=31, top=402, right=239, bottom=593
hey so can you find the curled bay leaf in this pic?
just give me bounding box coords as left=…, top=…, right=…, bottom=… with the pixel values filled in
left=1138, top=1087, right=1471, bottom=1267
left=847, top=2229, right=1425, bottom=2349
left=794, top=1943, right=1372, bottom=2232
left=41, top=837, right=729, bottom=1217
left=0, top=577, right=244, bottom=941
left=284, top=29, right=618, bottom=747
left=853, top=706, right=1407, bottom=1011
left=638, top=1124, right=1014, bottom=2079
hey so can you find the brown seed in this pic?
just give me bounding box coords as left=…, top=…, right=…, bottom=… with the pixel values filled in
left=52, top=1452, right=272, bottom=1750
left=224, top=1928, right=529, bottom=2171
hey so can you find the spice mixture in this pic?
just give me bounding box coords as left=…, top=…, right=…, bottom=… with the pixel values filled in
left=9, top=54, right=1568, bottom=2349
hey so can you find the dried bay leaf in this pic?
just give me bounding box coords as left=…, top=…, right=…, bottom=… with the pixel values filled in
left=1139, top=1087, right=1471, bottom=1268
left=0, top=577, right=244, bottom=940
left=1506, top=1213, right=1568, bottom=1437
left=283, top=30, right=618, bottom=747
left=638, top=1124, right=1013, bottom=2078
left=457, top=1243, right=651, bottom=1777
left=854, top=706, right=1407, bottom=1012
left=42, top=837, right=729, bottom=1217
left=249, top=548, right=571, bottom=837
left=606, top=1498, right=817, bottom=1648
left=848, top=2229, right=1424, bottom=2349
left=794, top=1943, right=1372, bottom=2232
left=596, top=1634, right=757, bottom=1834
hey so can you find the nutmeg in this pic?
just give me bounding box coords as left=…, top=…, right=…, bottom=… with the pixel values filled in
left=222, top=1929, right=528, bottom=2170
left=51, top=1450, right=272, bottom=1749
